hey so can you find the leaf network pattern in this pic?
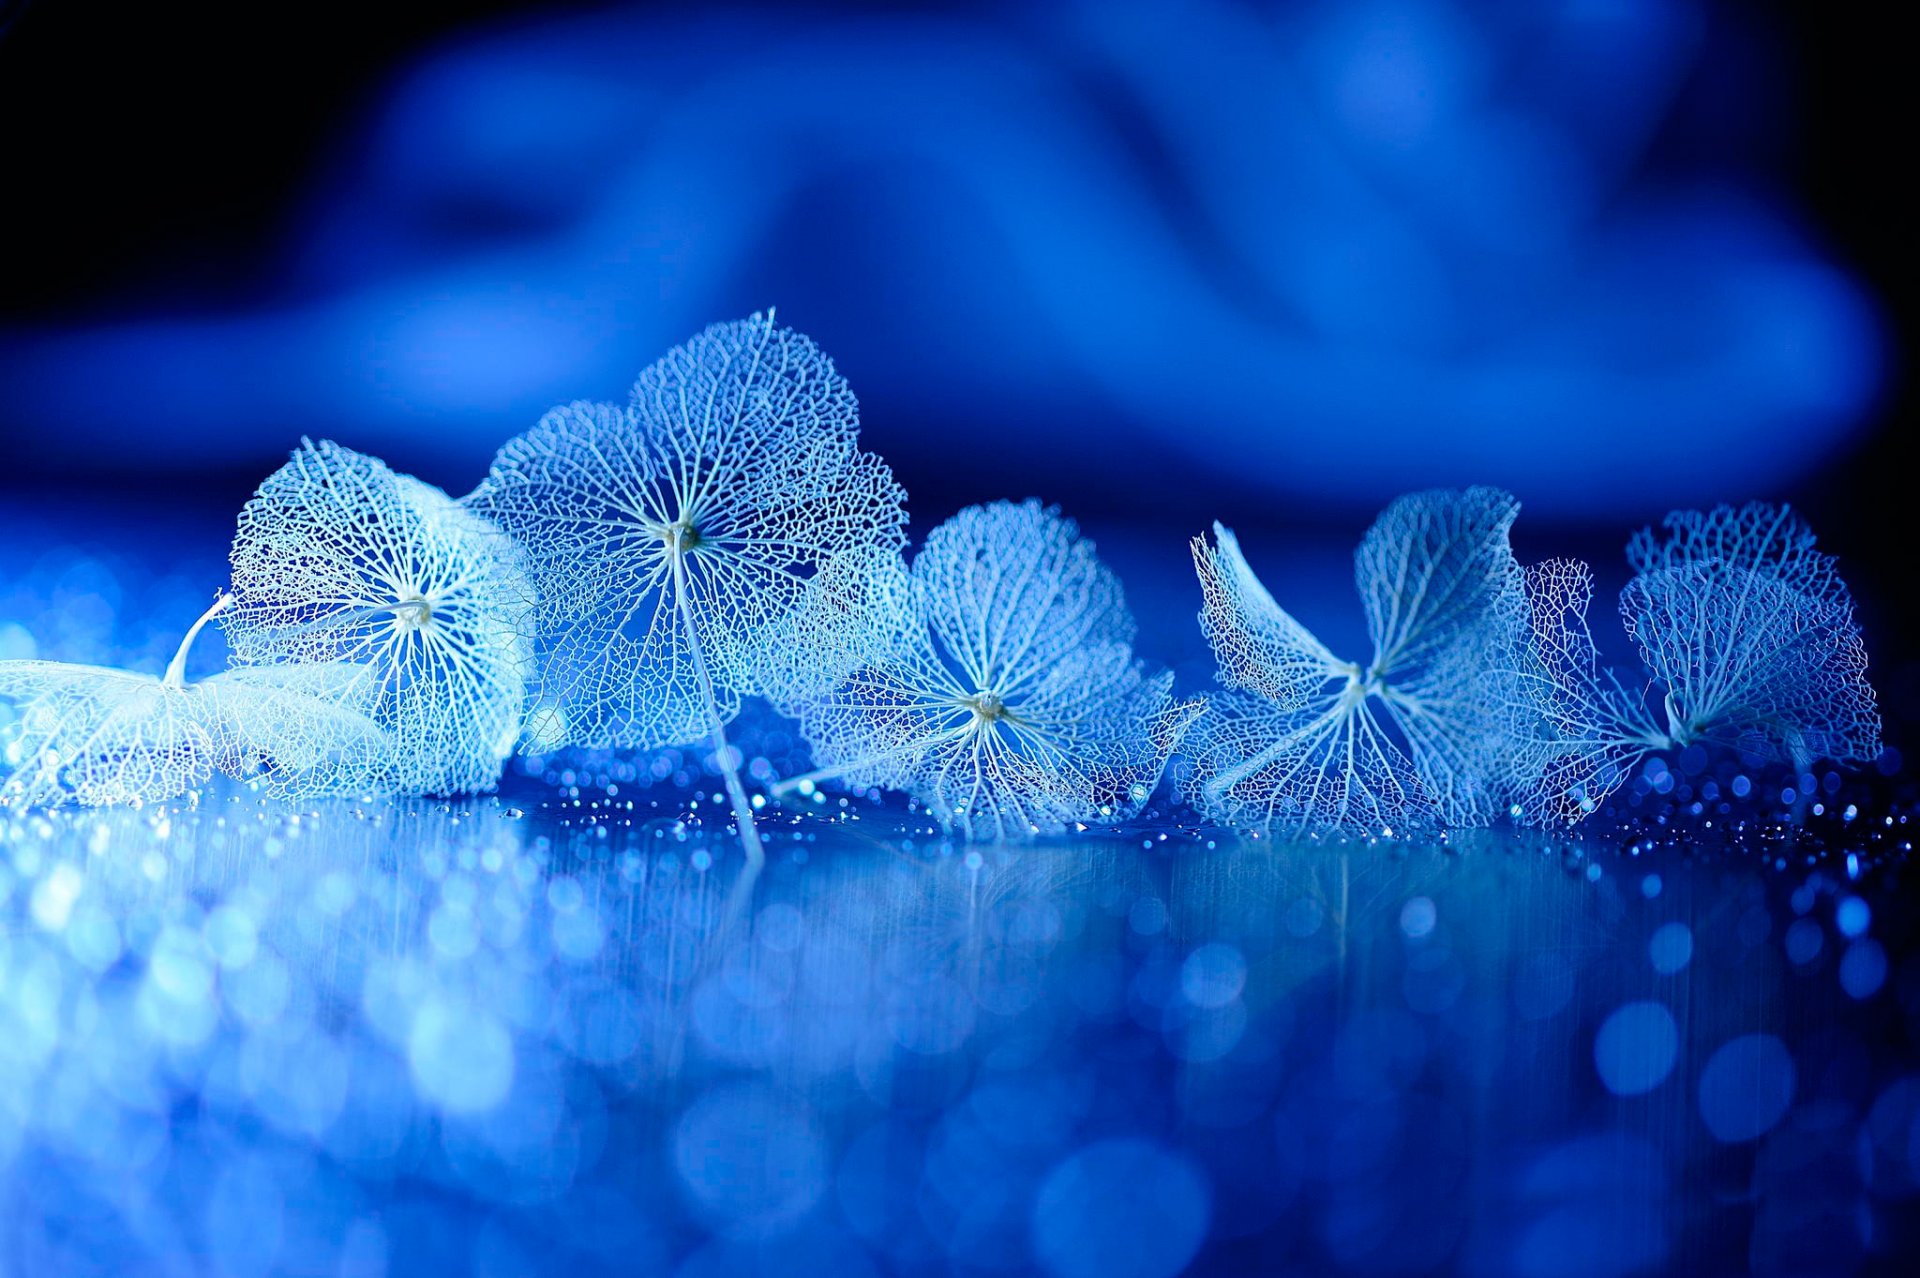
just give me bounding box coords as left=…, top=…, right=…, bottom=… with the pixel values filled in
left=472, top=312, right=908, bottom=858
left=0, top=313, right=1887, bottom=842
left=473, top=313, right=907, bottom=746
left=1184, top=488, right=1528, bottom=836
left=226, top=439, right=537, bottom=797
left=0, top=596, right=387, bottom=808
left=1509, top=503, right=1881, bottom=824
left=777, top=501, right=1198, bottom=842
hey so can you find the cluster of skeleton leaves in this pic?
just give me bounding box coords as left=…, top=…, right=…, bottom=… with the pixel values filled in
left=1184, top=493, right=1880, bottom=835
left=0, top=317, right=1882, bottom=852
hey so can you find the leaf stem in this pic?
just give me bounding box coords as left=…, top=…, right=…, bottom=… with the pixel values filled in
left=246, top=598, right=434, bottom=647
left=769, top=728, right=962, bottom=799
left=671, top=542, right=764, bottom=867
left=163, top=593, right=234, bottom=690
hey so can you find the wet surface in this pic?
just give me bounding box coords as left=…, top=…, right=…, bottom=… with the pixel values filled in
left=5, top=771, right=1918, bottom=1277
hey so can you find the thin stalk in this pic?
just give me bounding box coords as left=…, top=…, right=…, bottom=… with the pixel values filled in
left=769, top=755, right=888, bottom=800
left=278, top=598, right=432, bottom=639
left=1203, top=726, right=1295, bottom=807
left=671, top=542, right=764, bottom=866
left=1661, top=691, right=1691, bottom=749
left=163, top=593, right=234, bottom=689
left=769, top=724, right=968, bottom=800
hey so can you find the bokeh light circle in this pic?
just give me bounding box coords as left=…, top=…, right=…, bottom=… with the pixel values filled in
left=1594, top=1002, right=1678, bottom=1097
left=1031, top=1139, right=1211, bottom=1278
left=1697, top=1034, right=1795, bottom=1143
left=672, top=1082, right=831, bottom=1238
left=1648, top=923, right=1692, bottom=975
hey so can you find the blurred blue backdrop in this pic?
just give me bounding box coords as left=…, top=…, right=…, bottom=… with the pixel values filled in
left=0, top=0, right=1896, bottom=524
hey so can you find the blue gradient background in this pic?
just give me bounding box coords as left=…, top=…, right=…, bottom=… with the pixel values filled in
left=3, top=7, right=1919, bottom=1276
left=0, top=0, right=1893, bottom=520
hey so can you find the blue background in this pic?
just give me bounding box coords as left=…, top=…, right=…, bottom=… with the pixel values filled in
left=3, top=7, right=1919, bottom=1275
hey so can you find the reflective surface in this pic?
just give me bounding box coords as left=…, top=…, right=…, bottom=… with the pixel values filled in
left=5, top=775, right=1917, bottom=1276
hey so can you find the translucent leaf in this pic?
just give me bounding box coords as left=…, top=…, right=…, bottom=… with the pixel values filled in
left=1361, top=487, right=1528, bottom=825
left=197, top=663, right=392, bottom=793
left=0, top=663, right=214, bottom=807
left=1182, top=690, right=1432, bottom=837
left=746, top=542, right=916, bottom=708
left=1358, top=486, right=1524, bottom=683
left=226, top=439, right=535, bottom=796
left=1623, top=502, right=1876, bottom=766
left=1511, top=503, right=1880, bottom=823
left=782, top=502, right=1198, bottom=842
left=1626, top=502, right=1840, bottom=603
left=1502, top=558, right=1663, bottom=825
left=471, top=314, right=909, bottom=750
left=1186, top=488, right=1528, bottom=833
left=1378, top=628, right=1526, bottom=828
left=1624, top=562, right=1879, bottom=768
left=0, top=659, right=387, bottom=808
left=1193, top=523, right=1343, bottom=708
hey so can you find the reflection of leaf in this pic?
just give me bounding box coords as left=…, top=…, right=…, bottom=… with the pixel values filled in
left=0, top=655, right=387, bottom=809
left=472, top=313, right=909, bottom=859
left=780, top=502, right=1197, bottom=842
left=1511, top=504, right=1881, bottom=823
left=1185, top=487, right=1527, bottom=835
left=227, top=439, right=535, bottom=796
